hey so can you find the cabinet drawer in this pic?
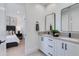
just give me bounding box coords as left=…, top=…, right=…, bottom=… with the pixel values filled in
left=48, top=45, right=53, bottom=48
left=44, top=37, right=54, bottom=45
left=48, top=39, right=54, bottom=46
left=47, top=52, right=53, bottom=56
left=48, top=38, right=53, bottom=41
left=46, top=45, right=54, bottom=56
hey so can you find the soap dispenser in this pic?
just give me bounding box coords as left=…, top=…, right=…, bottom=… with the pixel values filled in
left=36, top=21, right=39, bottom=31
left=50, top=24, right=52, bottom=31
left=69, top=33, right=71, bottom=38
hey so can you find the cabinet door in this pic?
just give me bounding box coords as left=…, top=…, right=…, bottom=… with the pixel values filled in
left=40, top=36, right=55, bottom=56
left=39, top=36, right=43, bottom=50
left=64, top=41, right=79, bottom=56
left=55, top=40, right=65, bottom=56
left=40, top=37, right=49, bottom=54
left=40, top=37, right=45, bottom=52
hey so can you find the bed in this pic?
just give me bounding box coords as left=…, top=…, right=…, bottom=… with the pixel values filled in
left=6, top=25, right=20, bottom=48
left=6, top=34, right=20, bottom=48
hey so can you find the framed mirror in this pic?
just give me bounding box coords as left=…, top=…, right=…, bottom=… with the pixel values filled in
left=45, top=13, right=56, bottom=31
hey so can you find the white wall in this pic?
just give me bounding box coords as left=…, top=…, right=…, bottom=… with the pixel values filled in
left=5, top=4, right=25, bottom=33
left=0, top=4, right=6, bottom=37
left=0, top=4, right=6, bottom=56
left=24, top=4, right=45, bottom=55
left=24, top=3, right=75, bottom=55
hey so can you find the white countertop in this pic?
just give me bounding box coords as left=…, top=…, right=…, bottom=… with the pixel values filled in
left=40, top=34, right=79, bottom=44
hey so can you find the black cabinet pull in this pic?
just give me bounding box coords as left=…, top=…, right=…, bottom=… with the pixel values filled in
left=65, top=43, right=67, bottom=50
left=48, top=45, right=53, bottom=48
left=48, top=39, right=53, bottom=41
left=41, top=37, right=43, bottom=41
left=62, top=43, right=64, bottom=49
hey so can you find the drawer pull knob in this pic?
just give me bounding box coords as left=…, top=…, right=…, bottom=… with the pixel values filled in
left=49, top=39, right=53, bottom=41
left=48, top=45, right=53, bottom=48
left=65, top=43, right=67, bottom=50
left=62, top=43, right=64, bottom=49
left=41, top=37, right=43, bottom=41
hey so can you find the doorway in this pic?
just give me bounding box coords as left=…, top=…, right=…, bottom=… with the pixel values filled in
left=5, top=3, right=26, bottom=56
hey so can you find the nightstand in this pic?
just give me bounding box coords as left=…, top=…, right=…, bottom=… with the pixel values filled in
left=16, top=31, right=23, bottom=40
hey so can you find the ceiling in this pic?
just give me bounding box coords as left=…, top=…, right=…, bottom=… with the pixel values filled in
left=39, top=3, right=56, bottom=7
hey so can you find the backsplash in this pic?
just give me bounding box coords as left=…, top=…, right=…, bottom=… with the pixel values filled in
left=38, top=31, right=79, bottom=39
left=60, top=31, right=79, bottom=39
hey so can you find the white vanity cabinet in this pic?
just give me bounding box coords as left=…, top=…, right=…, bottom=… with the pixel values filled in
left=40, top=36, right=48, bottom=54
left=55, top=38, right=79, bottom=56
left=40, top=36, right=79, bottom=56
left=40, top=36, right=55, bottom=56
left=45, top=37, right=55, bottom=56
left=55, top=39, right=65, bottom=56
left=64, top=41, right=79, bottom=56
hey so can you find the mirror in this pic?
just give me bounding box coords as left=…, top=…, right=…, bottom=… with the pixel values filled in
left=45, top=13, right=56, bottom=31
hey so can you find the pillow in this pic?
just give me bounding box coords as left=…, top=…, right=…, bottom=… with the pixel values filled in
left=12, top=31, right=15, bottom=35
left=9, top=31, right=12, bottom=35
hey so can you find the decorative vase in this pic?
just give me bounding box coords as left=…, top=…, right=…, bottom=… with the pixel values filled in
left=53, top=32, right=59, bottom=37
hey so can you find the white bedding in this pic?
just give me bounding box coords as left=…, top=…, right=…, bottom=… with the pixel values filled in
left=6, top=34, right=20, bottom=43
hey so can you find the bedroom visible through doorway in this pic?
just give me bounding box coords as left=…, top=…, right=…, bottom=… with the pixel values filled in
left=6, top=16, right=25, bottom=56
left=5, top=4, right=26, bottom=56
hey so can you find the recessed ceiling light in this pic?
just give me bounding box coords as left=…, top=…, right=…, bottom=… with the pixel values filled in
left=17, top=11, right=20, bottom=14
left=39, top=3, right=56, bottom=7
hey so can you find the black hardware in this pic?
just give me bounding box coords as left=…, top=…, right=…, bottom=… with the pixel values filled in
left=62, top=43, right=64, bottom=49
left=48, top=39, right=53, bottom=41
left=48, top=45, right=53, bottom=48
left=41, top=37, right=43, bottom=41
left=65, top=43, right=67, bottom=50
left=0, top=40, right=5, bottom=44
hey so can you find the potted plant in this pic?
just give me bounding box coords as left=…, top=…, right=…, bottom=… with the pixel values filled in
left=51, top=29, right=60, bottom=37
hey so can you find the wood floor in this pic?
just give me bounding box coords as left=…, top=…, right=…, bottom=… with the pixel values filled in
left=6, top=39, right=45, bottom=56
left=6, top=39, right=25, bottom=56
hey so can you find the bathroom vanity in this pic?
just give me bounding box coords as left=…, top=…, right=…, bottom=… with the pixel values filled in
left=39, top=34, right=79, bottom=56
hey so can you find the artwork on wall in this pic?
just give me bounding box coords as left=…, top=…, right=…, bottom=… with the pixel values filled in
left=6, top=16, right=17, bottom=26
